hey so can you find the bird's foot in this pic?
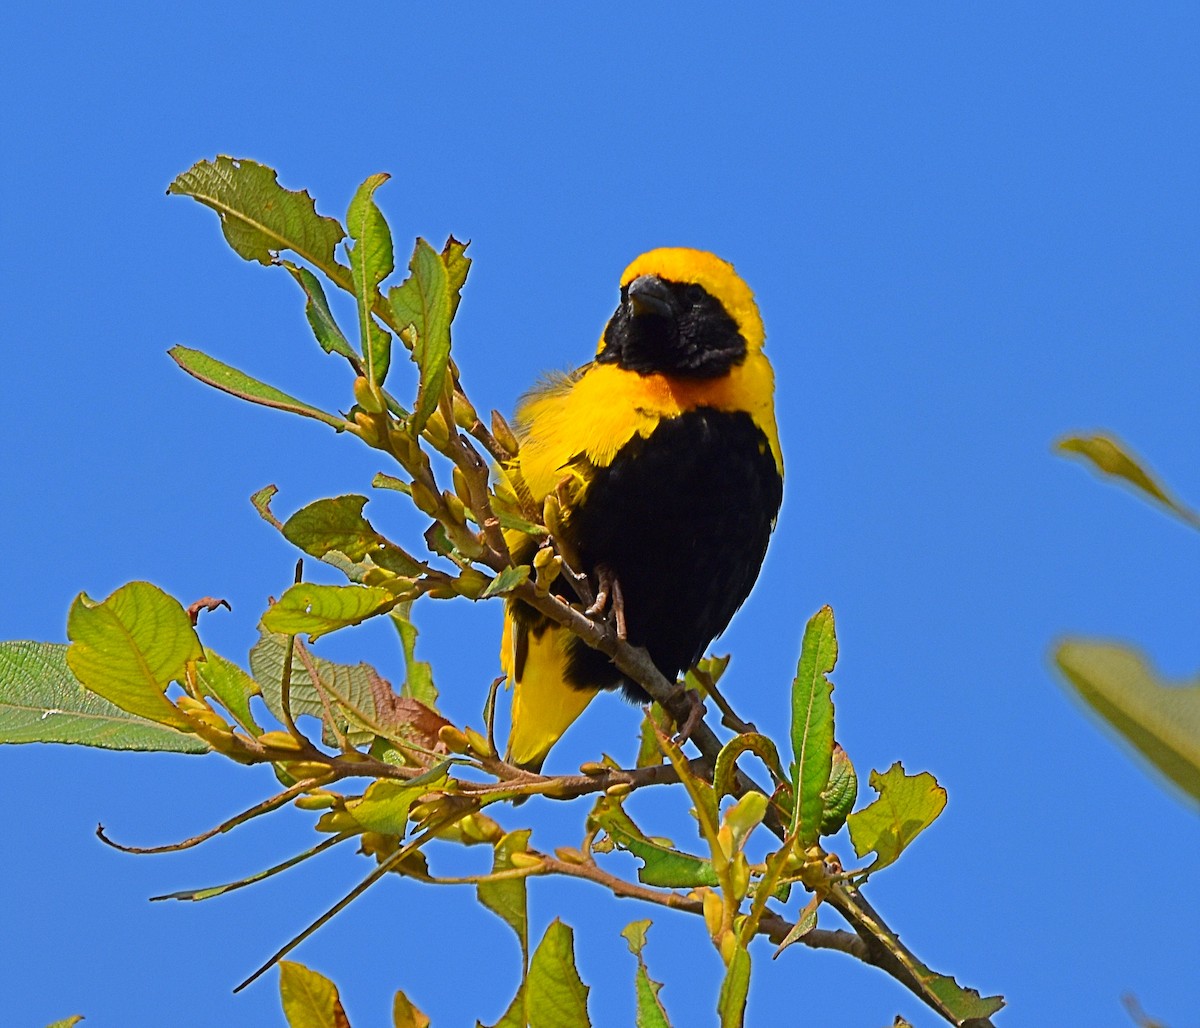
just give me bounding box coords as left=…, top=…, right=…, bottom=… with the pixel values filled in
left=585, top=563, right=627, bottom=640
left=668, top=685, right=706, bottom=745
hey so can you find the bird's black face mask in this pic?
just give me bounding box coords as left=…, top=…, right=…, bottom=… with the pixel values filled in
left=597, top=274, right=747, bottom=378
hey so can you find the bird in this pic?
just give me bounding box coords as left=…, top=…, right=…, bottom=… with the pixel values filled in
left=500, top=247, right=783, bottom=771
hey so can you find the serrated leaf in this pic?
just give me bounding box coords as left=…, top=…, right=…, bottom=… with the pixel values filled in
left=389, top=604, right=438, bottom=707
left=388, top=238, right=452, bottom=433
left=66, top=582, right=201, bottom=731
left=908, top=959, right=1005, bottom=1021
left=588, top=795, right=717, bottom=888
left=716, top=943, right=750, bottom=1028
left=442, top=236, right=472, bottom=319
left=791, top=606, right=837, bottom=846
left=282, top=261, right=358, bottom=365
left=847, top=762, right=947, bottom=874
left=0, top=641, right=206, bottom=752
left=1057, top=432, right=1200, bottom=528
left=261, top=583, right=396, bottom=641
left=170, top=346, right=343, bottom=428
left=713, top=732, right=784, bottom=799
left=1055, top=639, right=1200, bottom=805
left=168, top=157, right=345, bottom=273
left=278, top=960, right=350, bottom=1028
left=478, top=829, right=532, bottom=963
left=195, top=648, right=262, bottom=734
left=250, top=633, right=379, bottom=747
left=527, top=920, right=591, bottom=1028
left=621, top=920, right=672, bottom=1028
left=392, top=989, right=431, bottom=1028
left=282, top=495, right=388, bottom=563
left=347, top=174, right=394, bottom=386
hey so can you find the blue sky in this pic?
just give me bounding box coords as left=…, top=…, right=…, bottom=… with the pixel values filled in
left=3, top=3, right=1198, bottom=1025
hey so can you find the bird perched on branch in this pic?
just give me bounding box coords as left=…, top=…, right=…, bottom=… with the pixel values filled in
left=501, top=248, right=783, bottom=771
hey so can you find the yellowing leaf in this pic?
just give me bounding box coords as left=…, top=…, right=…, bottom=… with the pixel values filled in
left=261, top=583, right=396, bottom=641
left=0, top=641, right=206, bottom=752
left=278, top=961, right=350, bottom=1028
left=1055, top=639, right=1200, bottom=805
left=392, top=989, right=430, bottom=1028
left=847, top=762, right=946, bottom=874
left=527, top=920, right=591, bottom=1028
left=66, top=582, right=201, bottom=731
left=1057, top=432, right=1200, bottom=528
left=195, top=649, right=262, bottom=734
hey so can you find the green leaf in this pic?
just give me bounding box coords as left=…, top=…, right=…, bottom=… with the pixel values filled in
left=194, top=648, right=262, bottom=733
left=713, top=732, right=783, bottom=799
left=390, top=604, right=438, bottom=707
left=588, top=795, right=718, bottom=888
left=66, top=582, right=201, bottom=731
left=771, top=894, right=820, bottom=957
left=392, top=989, right=431, bottom=1028
left=846, top=762, right=947, bottom=873
left=388, top=238, right=452, bottom=433
left=907, top=959, right=1005, bottom=1022
left=442, top=235, right=472, bottom=319
left=168, top=157, right=345, bottom=273
left=346, top=174, right=395, bottom=386
left=282, top=261, right=358, bottom=366
left=479, top=565, right=530, bottom=599
left=1057, top=432, right=1200, bottom=528
left=170, top=345, right=343, bottom=428
left=621, top=920, right=672, bottom=1028
left=820, top=743, right=858, bottom=836
left=277, top=960, right=350, bottom=1028
left=1055, top=639, right=1200, bottom=805
left=716, top=943, right=750, bottom=1028
left=346, top=775, right=447, bottom=837
left=527, top=920, right=591, bottom=1028
left=791, top=605, right=838, bottom=845
left=0, top=641, right=207, bottom=752
left=282, top=495, right=381, bottom=562
left=478, top=829, right=532, bottom=967
left=635, top=704, right=671, bottom=769
left=261, top=583, right=396, bottom=641
left=43, top=1019, right=85, bottom=1028
left=250, top=633, right=380, bottom=747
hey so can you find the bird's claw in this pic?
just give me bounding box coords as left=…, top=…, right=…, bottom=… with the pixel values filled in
left=585, top=564, right=627, bottom=640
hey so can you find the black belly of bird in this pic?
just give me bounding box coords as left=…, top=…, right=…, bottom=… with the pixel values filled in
left=563, top=407, right=782, bottom=701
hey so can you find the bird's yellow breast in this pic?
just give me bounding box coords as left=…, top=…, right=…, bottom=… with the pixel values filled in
left=515, top=352, right=782, bottom=504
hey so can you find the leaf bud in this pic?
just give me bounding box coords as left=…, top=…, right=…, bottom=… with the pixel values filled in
left=579, top=761, right=607, bottom=776
left=281, top=760, right=336, bottom=783
left=464, top=726, right=493, bottom=757
left=605, top=782, right=633, bottom=798
left=542, top=493, right=564, bottom=539
left=353, top=375, right=385, bottom=414
left=410, top=480, right=442, bottom=517
left=294, top=790, right=340, bottom=811
left=452, top=568, right=491, bottom=599
left=421, top=407, right=450, bottom=450
left=507, top=851, right=543, bottom=869
left=352, top=411, right=381, bottom=447
left=315, top=810, right=361, bottom=834
left=442, top=489, right=468, bottom=526
left=256, top=730, right=305, bottom=753
left=554, top=847, right=587, bottom=865
left=452, top=390, right=479, bottom=430
left=718, top=930, right=738, bottom=967
left=445, top=522, right=486, bottom=560
left=701, top=889, right=723, bottom=939
left=730, top=854, right=750, bottom=901
left=490, top=410, right=520, bottom=456
left=451, top=465, right=474, bottom=507
left=438, top=725, right=472, bottom=753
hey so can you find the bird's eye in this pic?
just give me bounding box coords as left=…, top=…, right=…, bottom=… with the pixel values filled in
left=685, top=283, right=706, bottom=306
